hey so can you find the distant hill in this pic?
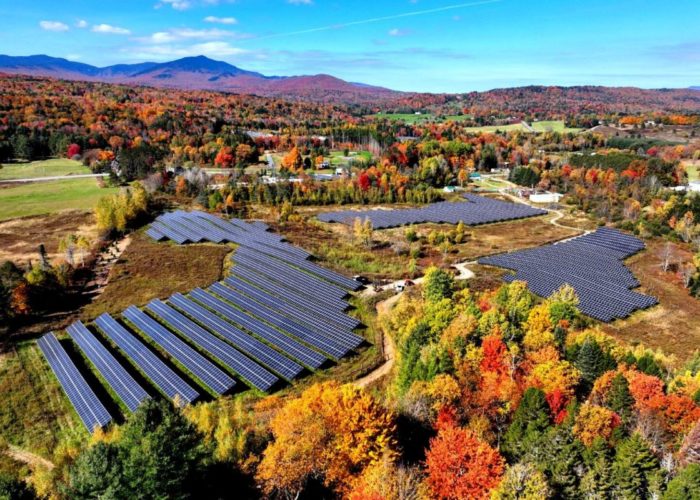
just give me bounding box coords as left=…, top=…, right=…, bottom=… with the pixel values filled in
left=0, top=54, right=399, bottom=104
left=691, top=86, right=700, bottom=91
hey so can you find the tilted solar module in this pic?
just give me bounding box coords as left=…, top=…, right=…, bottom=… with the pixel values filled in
left=67, top=321, right=149, bottom=412
left=122, top=306, right=236, bottom=395
left=189, top=288, right=327, bottom=369
left=146, top=299, right=280, bottom=391
left=209, top=282, right=351, bottom=358
left=37, top=332, right=112, bottom=431
left=94, top=313, right=199, bottom=405
left=479, top=227, right=657, bottom=322
left=168, top=293, right=303, bottom=381
left=224, top=276, right=363, bottom=349
left=230, top=265, right=359, bottom=329
left=318, top=193, right=546, bottom=229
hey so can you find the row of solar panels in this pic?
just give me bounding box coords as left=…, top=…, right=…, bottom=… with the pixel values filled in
left=479, top=227, right=658, bottom=322
left=38, top=246, right=363, bottom=432
left=317, top=193, right=547, bottom=229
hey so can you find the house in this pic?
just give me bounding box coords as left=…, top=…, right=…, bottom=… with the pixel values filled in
left=530, top=192, right=564, bottom=203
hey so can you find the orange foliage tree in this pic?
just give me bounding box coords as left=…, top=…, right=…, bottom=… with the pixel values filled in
left=256, top=382, right=397, bottom=497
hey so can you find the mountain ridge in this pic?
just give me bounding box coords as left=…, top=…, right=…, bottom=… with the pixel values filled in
left=0, top=54, right=398, bottom=103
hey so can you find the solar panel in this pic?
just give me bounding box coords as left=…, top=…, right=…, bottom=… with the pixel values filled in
left=167, top=293, right=303, bottom=381
left=122, top=306, right=236, bottom=395
left=479, top=227, right=657, bottom=322
left=318, top=193, right=546, bottom=229
left=189, top=288, right=327, bottom=369
left=146, top=299, right=280, bottom=391
left=37, top=332, right=112, bottom=431
left=94, top=313, right=199, bottom=405
left=209, top=282, right=351, bottom=358
left=67, top=320, right=149, bottom=412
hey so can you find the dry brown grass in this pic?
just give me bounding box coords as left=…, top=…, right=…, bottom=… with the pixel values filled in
left=603, top=240, right=700, bottom=364
left=81, top=232, right=232, bottom=320
left=0, top=210, right=98, bottom=264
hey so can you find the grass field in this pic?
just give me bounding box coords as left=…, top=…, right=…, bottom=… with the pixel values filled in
left=462, top=120, right=581, bottom=134
left=368, top=112, right=434, bottom=124
left=0, top=159, right=90, bottom=181
left=0, top=178, right=117, bottom=221
left=683, top=161, right=699, bottom=182
left=0, top=341, right=82, bottom=458
left=81, top=232, right=232, bottom=320
left=603, top=240, right=700, bottom=364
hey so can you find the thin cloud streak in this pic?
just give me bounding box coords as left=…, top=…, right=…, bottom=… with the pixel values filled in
left=250, top=0, right=501, bottom=41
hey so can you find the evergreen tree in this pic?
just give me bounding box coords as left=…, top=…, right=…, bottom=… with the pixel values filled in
left=663, top=464, right=700, bottom=500
left=576, top=338, right=616, bottom=392
left=502, top=388, right=551, bottom=460
left=580, top=438, right=614, bottom=499
left=606, top=373, right=634, bottom=428
left=536, top=426, right=583, bottom=499
left=0, top=473, right=37, bottom=500
left=612, top=434, right=660, bottom=500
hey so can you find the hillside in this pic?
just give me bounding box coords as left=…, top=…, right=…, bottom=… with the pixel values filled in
left=0, top=54, right=399, bottom=104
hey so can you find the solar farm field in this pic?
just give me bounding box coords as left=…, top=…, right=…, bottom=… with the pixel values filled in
left=36, top=211, right=368, bottom=431
left=479, top=227, right=657, bottom=322
left=318, top=193, right=546, bottom=229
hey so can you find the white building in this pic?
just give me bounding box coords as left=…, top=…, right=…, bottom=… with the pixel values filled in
left=529, top=192, right=564, bottom=203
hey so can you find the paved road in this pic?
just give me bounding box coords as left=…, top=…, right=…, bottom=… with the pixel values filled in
left=0, top=173, right=109, bottom=184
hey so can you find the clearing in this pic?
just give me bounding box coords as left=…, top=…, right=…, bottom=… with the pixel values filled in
left=603, top=239, right=700, bottom=363
left=0, top=159, right=90, bottom=181
left=682, top=160, right=699, bottom=182
left=81, top=232, right=232, bottom=320
left=0, top=211, right=98, bottom=264
left=0, top=178, right=118, bottom=221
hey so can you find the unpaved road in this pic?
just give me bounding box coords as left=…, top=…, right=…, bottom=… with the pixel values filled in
left=5, top=445, right=54, bottom=470
left=354, top=293, right=401, bottom=388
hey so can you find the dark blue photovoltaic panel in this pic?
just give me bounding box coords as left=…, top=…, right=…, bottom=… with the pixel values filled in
left=224, top=276, right=363, bottom=350
left=146, top=299, right=280, bottom=391
left=67, top=320, right=149, bottom=412
left=168, top=293, right=303, bottom=381
left=479, top=227, right=657, bottom=322
left=189, top=288, right=327, bottom=369
left=37, top=332, right=112, bottom=431
left=209, top=282, right=350, bottom=358
left=94, top=313, right=199, bottom=405
left=122, top=306, right=235, bottom=395
left=318, top=193, right=546, bottom=229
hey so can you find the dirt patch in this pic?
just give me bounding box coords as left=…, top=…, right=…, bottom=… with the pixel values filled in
left=0, top=211, right=97, bottom=264
left=603, top=240, right=700, bottom=364
left=81, top=232, right=232, bottom=320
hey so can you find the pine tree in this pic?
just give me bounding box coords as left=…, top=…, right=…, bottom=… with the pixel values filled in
left=576, top=338, right=616, bottom=392
left=663, top=464, right=700, bottom=500
left=537, top=426, right=583, bottom=498
left=580, top=438, right=613, bottom=499
left=607, top=373, right=634, bottom=428
left=502, top=388, right=551, bottom=460
left=612, top=434, right=660, bottom=500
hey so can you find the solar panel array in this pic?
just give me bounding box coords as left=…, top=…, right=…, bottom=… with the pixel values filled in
left=39, top=210, right=364, bottom=431
left=479, top=227, right=658, bottom=322
left=317, top=194, right=547, bottom=229
left=37, top=333, right=112, bottom=431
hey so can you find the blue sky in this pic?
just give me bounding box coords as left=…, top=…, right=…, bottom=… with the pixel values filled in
left=0, top=0, right=699, bottom=92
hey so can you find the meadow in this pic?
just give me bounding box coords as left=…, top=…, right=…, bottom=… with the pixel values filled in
left=0, top=159, right=91, bottom=181
left=0, top=178, right=117, bottom=221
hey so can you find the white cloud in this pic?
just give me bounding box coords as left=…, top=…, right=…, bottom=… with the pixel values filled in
left=92, top=24, right=131, bottom=35
left=388, top=28, right=411, bottom=36
left=39, top=21, right=69, bottom=32
left=204, top=16, right=237, bottom=25
left=75, top=19, right=88, bottom=28
left=141, top=28, right=246, bottom=44
left=156, top=0, right=192, bottom=10
left=126, top=41, right=249, bottom=59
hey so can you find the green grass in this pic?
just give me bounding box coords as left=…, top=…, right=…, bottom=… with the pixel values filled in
left=685, top=164, right=699, bottom=182
left=0, top=159, right=91, bottom=180
left=462, top=123, right=526, bottom=133
left=367, top=112, right=434, bottom=124
left=0, top=342, right=83, bottom=457
left=531, top=120, right=582, bottom=133
left=0, top=178, right=117, bottom=221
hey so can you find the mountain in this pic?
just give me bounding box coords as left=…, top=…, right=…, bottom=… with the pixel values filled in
left=0, top=54, right=399, bottom=103
left=691, top=86, right=700, bottom=91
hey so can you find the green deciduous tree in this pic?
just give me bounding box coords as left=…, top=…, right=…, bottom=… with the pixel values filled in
left=423, top=266, right=455, bottom=303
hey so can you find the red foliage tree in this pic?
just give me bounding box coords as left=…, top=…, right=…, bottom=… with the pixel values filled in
left=425, top=421, right=505, bottom=499
left=546, top=388, right=569, bottom=424
left=214, top=146, right=235, bottom=168
left=357, top=171, right=371, bottom=192
left=66, top=143, right=81, bottom=158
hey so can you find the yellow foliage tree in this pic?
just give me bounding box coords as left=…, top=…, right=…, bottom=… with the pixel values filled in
left=523, top=303, right=555, bottom=351
left=256, top=382, right=397, bottom=497
left=573, top=402, right=621, bottom=446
